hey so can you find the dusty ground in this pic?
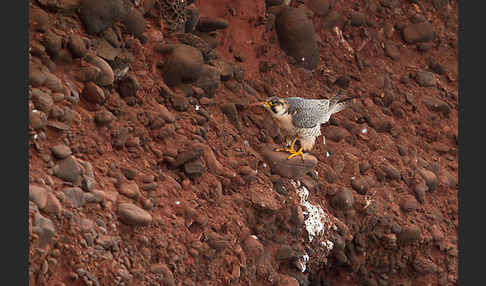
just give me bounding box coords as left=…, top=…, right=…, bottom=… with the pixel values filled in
left=28, top=0, right=458, bottom=285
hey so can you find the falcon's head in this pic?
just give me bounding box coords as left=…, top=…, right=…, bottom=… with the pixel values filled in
left=250, top=97, right=289, bottom=117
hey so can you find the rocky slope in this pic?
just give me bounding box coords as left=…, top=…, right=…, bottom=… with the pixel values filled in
left=28, top=0, right=458, bottom=285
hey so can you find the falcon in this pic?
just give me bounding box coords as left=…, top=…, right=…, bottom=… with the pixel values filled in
left=250, top=95, right=352, bottom=160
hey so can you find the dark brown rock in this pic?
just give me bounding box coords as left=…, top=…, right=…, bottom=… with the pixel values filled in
left=211, top=59, right=234, bottom=81
left=118, top=182, right=140, bottom=199
left=417, top=42, right=435, bottom=52
left=275, top=7, right=319, bottom=70
left=33, top=213, right=56, bottom=248
left=413, top=256, right=439, bottom=274
left=380, top=0, right=399, bottom=8
left=359, top=161, right=371, bottom=174
left=207, top=232, right=231, bottom=251
left=398, top=225, right=421, bottom=245
left=278, top=275, right=300, bottom=286
left=30, top=41, right=46, bottom=57
left=85, top=54, right=115, bottom=86
left=184, top=159, right=205, bottom=177
left=326, top=126, right=350, bottom=142
left=31, top=89, right=53, bottom=114
left=82, top=82, right=105, bottom=104
left=351, top=177, right=369, bottom=195
left=331, top=188, right=355, bottom=210
left=30, top=6, right=51, bottom=32
left=53, top=156, right=82, bottom=183
left=414, top=182, right=428, bottom=203
left=118, top=203, right=152, bottom=226
left=30, top=110, right=48, bottom=130
left=118, top=74, right=139, bottom=98
left=184, top=4, right=200, bottom=33
left=79, top=0, right=131, bottom=35
left=400, top=195, right=418, bottom=212
left=95, top=109, right=116, bottom=125
left=384, top=41, right=400, bottom=61
left=350, top=12, right=366, bottom=26
left=414, top=71, right=437, bottom=87
left=422, top=95, right=450, bottom=116
left=162, top=44, right=204, bottom=86
left=96, top=37, right=122, bottom=61
left=73, top=64, right=101, bottom=82
left=384, top=22, right=395, bottom=39
left=51, top=144, right=72, bottom=159
left=276, top=244, right=296, bottom=260
left=172, top=146, right=205, bottom=168
left=322, top=11, right=344, bottom=29
left=62, top=187, right=86, bottom=208
left=220, top=103, right=242, bottom=131
left=171, top=93, right=189, bottom=112
left=380, top=163, right=401, bottom=181
left=44, top=192, right=62, bottom=214
left=175, top=33, right=212, bottom=59
left=37, top=0, right=82, bottom=12
left=120, top=166, right=137, bottom=180
left=102, top=27, right=122, bottom=48
left=429, top=61, right=447, bottom=75
left=335, top=75, right=351, bottom=88
left=155, top=103, right=176, bottom=123
left=29, top=64, right=47, bottom=87
left=196, top=17, right=229, bottom=32
left=266, top=0, right=284, bottom=7
left=29, top=185, right=49, bottom=209
left=194, top=64, right=220, bottom=97
left=262, top=147, right=318, bottom=179
left=68, top=34, right=88, bottom=58
left=44, top=72, right=64, bottom=93
left=402, top=22, right=435, bottom=44
left=43, top=31, right=62, bottom=58
left=243, top=235, right=264, bottom=258
left=419, top=168, right=438, bottom=192
left=307, top=0, right=331, bottom=17
left=122, top=9, right=146, bottom=37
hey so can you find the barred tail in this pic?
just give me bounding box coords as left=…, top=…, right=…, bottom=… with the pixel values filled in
left=329, top=94, right=357, bottom=114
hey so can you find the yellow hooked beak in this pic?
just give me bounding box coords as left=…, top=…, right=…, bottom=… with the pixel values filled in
left=249, top=101, right=272, bottom=109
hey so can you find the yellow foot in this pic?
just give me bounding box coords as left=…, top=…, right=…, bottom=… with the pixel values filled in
left=287, top=147, right=305, bottom=160
left=275, top=138, right=297, bottom=153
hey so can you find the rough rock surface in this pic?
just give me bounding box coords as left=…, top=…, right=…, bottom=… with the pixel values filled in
left=28, top=0, right=458, bottom=286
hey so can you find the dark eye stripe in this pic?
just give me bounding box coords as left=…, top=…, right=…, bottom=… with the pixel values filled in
left=271, top=106, right=277, bottom=113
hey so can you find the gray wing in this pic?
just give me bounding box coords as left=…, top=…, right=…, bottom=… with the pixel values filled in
left=286, top=97, right=331, bottom=128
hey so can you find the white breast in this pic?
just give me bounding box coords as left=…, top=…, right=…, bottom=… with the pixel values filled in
left=272, top=113, right=295, bottom=135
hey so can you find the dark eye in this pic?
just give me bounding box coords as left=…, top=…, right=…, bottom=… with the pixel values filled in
left=271, top=105, right=277, bottom=113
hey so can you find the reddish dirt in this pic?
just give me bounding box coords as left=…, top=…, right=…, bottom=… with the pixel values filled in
left=29, top=0, right=458, bottom=285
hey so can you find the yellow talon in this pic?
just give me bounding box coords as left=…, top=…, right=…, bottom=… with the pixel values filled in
left=275, top=138, right=298, bottom=153
left=287, top=147, right=305, bottom=160
left=287, top=139, right=297, bottom=153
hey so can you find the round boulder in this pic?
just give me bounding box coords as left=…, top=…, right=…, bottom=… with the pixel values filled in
left=275, top=7, right=319, bottom=70
left=79, top=0, right=131, bottom=35
left=331, top=188, right=355, bottom=210
left=162, top=44, right=204, bottom=86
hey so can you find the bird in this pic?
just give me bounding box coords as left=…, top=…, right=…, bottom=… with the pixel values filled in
left=249, top=95, right=353, bottom=160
